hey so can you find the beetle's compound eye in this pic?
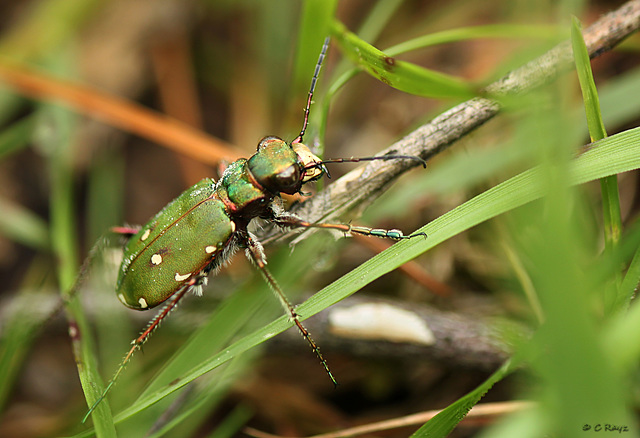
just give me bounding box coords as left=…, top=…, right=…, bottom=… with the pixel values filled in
left=261, top=161, right=301, bottom=194
left=274, top=164, right=299, bottom=189
left=292, top=142, right=324, bottom=182
left=257, top=136, right=283, bottom=151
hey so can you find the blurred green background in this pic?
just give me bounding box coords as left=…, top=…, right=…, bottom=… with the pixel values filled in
left=1, top=0, right=639, bottom=437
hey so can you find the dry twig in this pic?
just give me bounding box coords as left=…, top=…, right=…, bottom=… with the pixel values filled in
left=244, top=400, right=534, bottom=438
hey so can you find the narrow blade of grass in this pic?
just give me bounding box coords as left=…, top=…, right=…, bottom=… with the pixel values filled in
left=411, top=360, right=516, bottom=437
left=386, top=23, right=564, bottom=56
left=0, top=197, right=49, bottom=250
left=35, top=53, right=116, bottom=435
left=331, top=20, right=475, bottom=99
left=572, top=16, right=624, bottom=312
left=0, top=114, right=35, bottom=159
left=0, top=285, right=59, bottom=413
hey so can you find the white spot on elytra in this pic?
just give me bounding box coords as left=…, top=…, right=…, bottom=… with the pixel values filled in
left=205, top=245, right=216, bottom=254
left=230, top=221, right=236, bottom=233
left=328, top=303, right=435, bottom=345
left=118, top=293, right=126, bottom=305
left=138, top=297, right=148, bottom=308
left=140, top=229, right=151, bottom=241
left=151, top=254, right=162, bottom=265
left=174, top=272, right=191, bottom=282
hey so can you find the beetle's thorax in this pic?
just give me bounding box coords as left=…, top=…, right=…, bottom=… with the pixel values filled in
left=216, top=158, right=272, bottom=218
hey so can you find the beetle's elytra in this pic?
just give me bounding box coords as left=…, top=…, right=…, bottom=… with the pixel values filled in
left=116, top=179, right=232, bottom=310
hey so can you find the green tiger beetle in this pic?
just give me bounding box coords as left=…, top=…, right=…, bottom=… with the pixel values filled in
left=82, top=37, right=426, bottom=422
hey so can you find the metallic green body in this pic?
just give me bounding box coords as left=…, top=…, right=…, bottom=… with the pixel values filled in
left=115, top=137, right=315, bottom=310
left=116, top=179, right=235, bottom=309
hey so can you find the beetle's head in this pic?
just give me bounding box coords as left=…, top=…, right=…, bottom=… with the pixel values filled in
left=247, top=136, right=326, bottom=195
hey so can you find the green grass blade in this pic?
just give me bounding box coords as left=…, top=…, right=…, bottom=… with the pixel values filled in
left=35, top=56, right=115, bottom=435
left=144, top=356, right=254, bottom=438
left=110, top=316, right=291, bottom=424
left=603, top=223, right=640, bottom=371
left=386, top=23, right=563, bottom=56
left=98, top=126, right=640, bottom=422
left=411, top=360, right=516, bottom=437
left=355, top=0, right=406, bottom=43
left=204, top=403, right=253, bottom=438
left=325, top=22, right=562, bottom=104
left=293, top=0, right=336, bottom=98
left=0, top=285, right=58, bottom=413
left=617, top=240, right=640, bottom=310
left=137, top=279, right=269, bottom=399
left=606, top=275, right=640, bottom=370
left=572, top=16, right=623, bottom=312
left=319, top=22, right=561, bottom=151
left=0, top=197, right=49, bottom=249
left=0, top=115, right=35, bottom=159
left=571, top=17, right=607, bottom=141
left=318, top=0, right=405, bottom=147
left=289, top=0, right=336, bottom=146
left=331, top=20, right=475, bottom=99
left=595, top=66, right=640, bottom=127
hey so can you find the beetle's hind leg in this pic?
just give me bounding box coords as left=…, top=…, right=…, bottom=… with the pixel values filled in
left=82, top=279, right=197, bottom=422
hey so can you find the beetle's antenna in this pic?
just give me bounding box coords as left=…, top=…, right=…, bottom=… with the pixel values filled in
left=292, top=37, right=330, bottom=145
left=305, top=154, right=427, bottom=178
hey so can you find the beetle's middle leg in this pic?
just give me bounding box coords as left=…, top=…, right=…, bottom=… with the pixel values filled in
left=239, top=231, right=337, bottom=387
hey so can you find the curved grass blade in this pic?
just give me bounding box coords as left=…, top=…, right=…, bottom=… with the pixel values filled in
left=411, top=360, right=516, bottom=437
left=330, top=20, right=475, bottom=99
left=319, top=23, right=562, bottom=143
left=74, top=241, right=323, bottom=436
left=386, top=23, right=563, bottom=56
left=362, top=64, right=640, bottom=225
